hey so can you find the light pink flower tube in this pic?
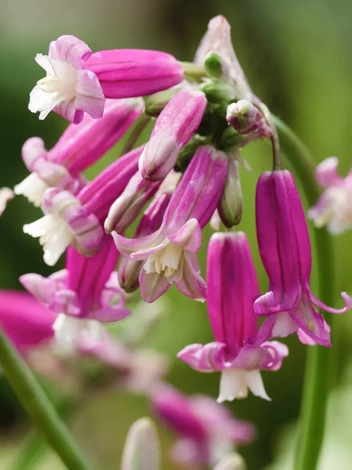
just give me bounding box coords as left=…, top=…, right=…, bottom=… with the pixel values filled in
left=139, top=89, right=207, bottom=181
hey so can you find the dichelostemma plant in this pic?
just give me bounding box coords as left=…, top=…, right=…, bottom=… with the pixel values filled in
left=0, top=13, right=350, bottom=470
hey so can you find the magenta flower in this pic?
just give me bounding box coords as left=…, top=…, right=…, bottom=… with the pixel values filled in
left=151, top=384, right=255, bottom=468
left=0, top=188, right=14, bottom=216
left=20, top=236, right=130, bottom=346
left=0, top=290, right=55, bottom=355
left=16, top=99, right=143, bottom=207
left=255, top=170, right=351, bottom=347
left=113, top=146, right=228, bottom=303
left=138, top=89, right=207, bottom=181
left=29, top=35, right=105, bottom=123
left=83, top=49, right=184, bottom=99
left=178, top=232, right=288, bottom=402
left=308, top=157, right=352, bottom=234
left=23, top=146, right=142, bottom=265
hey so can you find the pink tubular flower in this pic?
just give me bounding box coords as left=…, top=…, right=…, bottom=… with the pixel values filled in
left=20, top=236, right=130, bottom=346
left=0, top=188, right=14, bottom=216
left=16, top=99, right=143, bottom=207
left=83, top=49, right=184, bottom=99
left=308, top=157, right=352, bottom=234
left=0, top=291, right=55, bottom=355
left=113, top=145, right=228, bottom=303
left=194, top=16, right=252, bottom=100
left=255, top=170, right=351, bottom=347
left=151, top=384, right=255, bottom=468
left=138, top=89, right=207, bottom=181
left=178, top=232, right=288, bottom=402
left=23, top=146, right=142, bottom=265
left=29, top=35, right=105, bottom=123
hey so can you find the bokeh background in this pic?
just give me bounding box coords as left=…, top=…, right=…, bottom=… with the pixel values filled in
left=1, top=0, right=352, bottom=468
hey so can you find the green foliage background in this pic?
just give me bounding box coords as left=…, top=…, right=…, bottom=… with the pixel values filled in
left=0, top=0, right=352, bottom=468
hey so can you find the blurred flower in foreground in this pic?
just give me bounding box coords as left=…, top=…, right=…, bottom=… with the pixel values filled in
left=308, top=157, right=352, bottom=234
left=151, top=384, right=255, bottom=467
left=214, top=453, right=246, bottom=470
left=121, top=417, right=160, bottom=470
left=178, top=232, right=288, bottom=402
left=0, top=291, right=54, bottom=355
left=255, top=170, right=351, bottom=347
left=0, top=188, right=14, bottom=215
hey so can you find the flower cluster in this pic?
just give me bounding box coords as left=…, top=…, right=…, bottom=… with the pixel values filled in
left=1, top=13, right=351, bottom=470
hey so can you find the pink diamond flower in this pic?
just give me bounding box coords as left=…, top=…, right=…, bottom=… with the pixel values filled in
left=113, top=146, right=228, bottom=302
left=151, top=384, right=255, bottom=467
left=178, top=232, right=288, bottom=402
left=255, top=170, right=351, bottom=346
left=29, top=35, right=105, bottom=123
left=308, top=157, right=352, bottom=234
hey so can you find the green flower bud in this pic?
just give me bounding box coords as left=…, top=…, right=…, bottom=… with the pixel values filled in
left=204, top=52, right=223, bottom=80
left=218, top=155, right=243, bottom=227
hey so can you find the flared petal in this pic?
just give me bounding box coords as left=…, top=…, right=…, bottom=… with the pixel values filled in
left=167, top=219, right=202, bottom=251
left=175, top=251, right=206, bottom=301
left=112, top=229, right=166, bottom=259
left=310, top=291, right=352, bottom=314
left=177, top=342, right=228, bottom=372
left=139, top=269, right=171, bottom=303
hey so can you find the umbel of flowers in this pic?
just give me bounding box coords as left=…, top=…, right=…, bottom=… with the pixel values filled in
left=1, top=12, right=351, bottom=470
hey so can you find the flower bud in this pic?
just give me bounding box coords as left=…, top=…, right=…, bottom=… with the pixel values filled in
left=218, top=155, right=243, bottom=227
left=204, top=52, right=223, bottom=80
left=226, top=100, right=272, bottom=137
left=121, top=418, right=160, bottom=470
left=201, top=82, right=235, bottom=103
left=144, top=87, right=181, bottom=117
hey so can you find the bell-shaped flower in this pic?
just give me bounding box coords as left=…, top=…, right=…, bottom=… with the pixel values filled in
left=20, top=235, right=130, bottom=347
left=83, top=49, right=184, bottom=99
left=194, top=15, right=252, bottom=100
left=0, top=188, right=14, bottom=216
left=29, top=35, right=105, bottom=123
left=0, top=290, right=55, bottom=355
left=138, top=89, right=207, bottom=181
left=151, top=384, right=255, bottom=468
left=16, top=99, right=143, bottom=207
left=178, top=232, right=288, bottom=402
left=113, top=146, right=228, bottom=302
left=308, top=157, right=352, bottom=234
left=23, top=146, right=142, bottom=265
left=255, top=170, right=351, bottom=347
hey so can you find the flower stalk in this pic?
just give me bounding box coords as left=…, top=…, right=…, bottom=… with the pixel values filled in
left=0, top=330, right=94, bottom=470
left=273, top=116, right=335, bottom=470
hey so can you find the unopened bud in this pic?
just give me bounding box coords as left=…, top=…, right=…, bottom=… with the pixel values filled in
left=214, top=453, right=246, bottom=470
left=174, top=135, right=208, bottom=172
left=218, top=155, right=242, bottom=227
left=144, top=87, right=181, bottom=117
left=226, top=100, right=272, bottom=137
left=204, top=52, right=223, bottom=80
left=121, top=418, right=160, bottom=470
left=201, top=82, right=236, bottom=103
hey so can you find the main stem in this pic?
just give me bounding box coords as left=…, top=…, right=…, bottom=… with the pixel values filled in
left=273, top=116, right=335, bottom=470
left=0, top=331, right=94, bottom=470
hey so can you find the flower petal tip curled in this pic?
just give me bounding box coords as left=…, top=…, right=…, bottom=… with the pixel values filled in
left=121, top=418, right=160, bottom=470
left=29, top=35, right=105, bottom=123
left=0, top=188, right=14, bottom=216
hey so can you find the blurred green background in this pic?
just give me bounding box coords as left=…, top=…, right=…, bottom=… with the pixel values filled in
left=1, top=0, right=352, bottom=468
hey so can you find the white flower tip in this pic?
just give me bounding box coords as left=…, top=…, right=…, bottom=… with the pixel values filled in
left=214, top=453, right=246, bottom=470
left=218, top=369, right=271, bottom=402
left=121, top=418, right=160, bottom=470
left=53, top=314, right=103, bottom=354
left=0, top=187, right=14, bottom=216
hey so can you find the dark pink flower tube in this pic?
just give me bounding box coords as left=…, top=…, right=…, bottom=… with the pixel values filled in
left=0, top=291, right=55, bottom=355
left=16, top=99, right=143, bottom=207
left=178, top=232, right=288, bottom=402
left=151, top=384, right=255, bottom=467
left=138, top=89, right=207, bottom=181
left=83, top=49, right=184, bottom=99
left=255, top=170, right=351, bottom=347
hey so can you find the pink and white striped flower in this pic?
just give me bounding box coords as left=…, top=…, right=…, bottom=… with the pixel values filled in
left=113, top=146, right=228, bottom=302
left=308, top=157, right=352, bottom=234
left=178, top=232, right=288, bottom=402
left=29, top=35, right=105, bottom=123
left=16, top=99, right=143, bottom=207
left=138, top=89, right=207, bottom=181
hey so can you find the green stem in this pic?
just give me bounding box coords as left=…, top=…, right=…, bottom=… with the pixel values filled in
left=0, top=331, right=94, bottom=470
left=273, top=116, right=335, bottom=470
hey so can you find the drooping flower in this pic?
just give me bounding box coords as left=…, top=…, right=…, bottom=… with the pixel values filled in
left=178, top=232, right=288, bottom=402
left=16, top=99, right=143, bottom=206
left=113, top=145, right=228, bottom=302
left=308, top=157, right=352, bottom=234
left=255, top=170, right=351, bottom=346
left=21, top=235, right=130, bottom=347
left=151, top=384, right=255, bottom=468
left=29, top=35, right=105, bottom=123
left=138, top=89, right=207, bottom=181
left=0, top=290, right=55, bottom=355
left=0, top=188, right=14, bottom=216
left=23, top=146, right=143, bottom=265
left=121, top=418, right=160, bottom=470
left=83, top=49, right=184, bottom=99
